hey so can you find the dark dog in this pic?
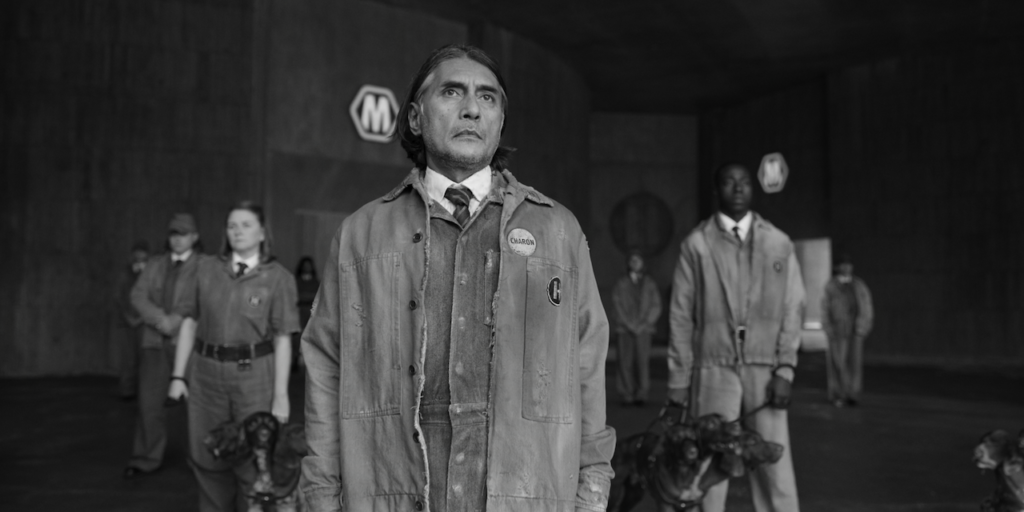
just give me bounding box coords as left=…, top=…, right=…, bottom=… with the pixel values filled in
left=205, top=412, right=307, bottom=512
left=975, top=429, right=1024, bottom=512
left=609, top=411, right=783, bottom=511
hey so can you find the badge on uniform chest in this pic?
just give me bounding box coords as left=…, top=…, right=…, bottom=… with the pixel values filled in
left=507, top=228, right=537, bottom=257
left=547, top=277, right=562, bottom=306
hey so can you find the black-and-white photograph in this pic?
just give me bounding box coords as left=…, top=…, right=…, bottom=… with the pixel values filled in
left=3, top=1, right=1024, bottom=511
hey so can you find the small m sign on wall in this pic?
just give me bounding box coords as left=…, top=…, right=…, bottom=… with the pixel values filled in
left=349, top=85, right=399, bottom=143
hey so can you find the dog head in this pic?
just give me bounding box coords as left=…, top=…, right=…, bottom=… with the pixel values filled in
left=976, top=430, right=1011, bottom=470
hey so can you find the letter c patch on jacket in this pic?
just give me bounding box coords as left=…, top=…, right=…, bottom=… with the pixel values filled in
left=547, top=277, right=562, bottom=306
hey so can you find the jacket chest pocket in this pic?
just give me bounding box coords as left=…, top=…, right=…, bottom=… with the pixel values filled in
left=522, top=257, right=577, bottom=424
left=339, top=254, right=401, bottom=418
left=759, top=256, right=788, bottom=319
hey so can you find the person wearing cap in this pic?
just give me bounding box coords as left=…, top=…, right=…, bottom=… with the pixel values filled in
left=167, top=201, right=299, bottom=511
left=301, top=44, right=614, bottom=512
left=667, top=163, right=805, bottom=511
left=123, top=214, right=200, bottom=479
left=822, top=252, right=874, bottom=408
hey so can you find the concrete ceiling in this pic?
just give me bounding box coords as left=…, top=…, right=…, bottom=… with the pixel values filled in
left=372, top=0, right=1024, bottom=113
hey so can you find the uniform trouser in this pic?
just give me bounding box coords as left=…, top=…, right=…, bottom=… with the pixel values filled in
left=679, top=365, right=799, bottom=512
left=187, top=353, right=274, bottom=512
left=826, top=335, right=863, bottom=402
left=615, top=331, right=651, bottom=402
left=128, top=341, right=180, bottom=471
left=119, top=325, right=141, bottom=397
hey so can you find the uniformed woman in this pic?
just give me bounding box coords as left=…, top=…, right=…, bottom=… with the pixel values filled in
left=167, top=201, right=299, bottom=511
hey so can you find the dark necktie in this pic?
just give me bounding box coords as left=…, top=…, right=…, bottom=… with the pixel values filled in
left=444, top=185, right=472, bottom=227
left=162, top=259, right=182, bottom=311
left=732, top=226, right=742, bottom=242
left=235, top=262, right=248, bottom=278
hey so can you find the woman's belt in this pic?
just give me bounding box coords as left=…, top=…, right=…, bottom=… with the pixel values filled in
left=194, top=338, right=274, bottom=368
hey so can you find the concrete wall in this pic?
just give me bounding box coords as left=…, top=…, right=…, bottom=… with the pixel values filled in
left=828, top=40, right=1024, bottom=365
left=700, top=39, right=1024, bottom=365
left=1, top=0, right=261, bottom=376
left=590, top=114, right=699, bottom=342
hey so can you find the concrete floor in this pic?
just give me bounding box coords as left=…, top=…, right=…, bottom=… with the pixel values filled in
left=1, top=351, right=1021, bottom=511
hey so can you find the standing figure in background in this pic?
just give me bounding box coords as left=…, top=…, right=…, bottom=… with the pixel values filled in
left=822, top=253, right=873, bottom=408
left=124, top=214, right=200, bottom=479
left=167, top=201, right=299, bottom=512
left=114, top=240, right=150, bottom=400
left=612, top=251, right=662, bottom=406
left=293, top=256, right=319, bottom=368
left=668, top=163, right=805, bottom=512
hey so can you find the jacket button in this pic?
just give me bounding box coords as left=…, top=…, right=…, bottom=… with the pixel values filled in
left=415, top=500, right=423, bottom=511
left=412, top=232, right=423, bottom=243
left=409, top=300, right=417, bottom=310
left=408, top=365, right=416, bottom=376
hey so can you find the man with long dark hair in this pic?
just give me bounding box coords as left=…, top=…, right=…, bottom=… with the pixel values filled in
left=668, top=163, right=805, bottom=511
left=301, top=44, right=615, bottom=511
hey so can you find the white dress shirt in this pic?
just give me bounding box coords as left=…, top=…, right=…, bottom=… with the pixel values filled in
left=171, top=250, right=192, bottom=264
left=423, top=166, right=493, bottom=216
left=231, top=252, right=260, bottom=274
left=718, top=211, right=753, bottom=242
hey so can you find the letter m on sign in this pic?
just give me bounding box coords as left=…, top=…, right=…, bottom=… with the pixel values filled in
left=349, top=85, right=399, bottom=143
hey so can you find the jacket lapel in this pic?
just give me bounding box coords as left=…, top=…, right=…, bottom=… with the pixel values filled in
left=704, top=219, right=738, bottom=326
left=748, top=213, right=767, bottom=310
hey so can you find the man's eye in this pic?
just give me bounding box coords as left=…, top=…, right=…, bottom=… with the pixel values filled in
left=443, top=89, right=459, bottom=97
left=480, top=94, right=495, bottom=103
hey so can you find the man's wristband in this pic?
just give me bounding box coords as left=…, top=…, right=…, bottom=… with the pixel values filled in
left=170, top=376, right=188, bottom=386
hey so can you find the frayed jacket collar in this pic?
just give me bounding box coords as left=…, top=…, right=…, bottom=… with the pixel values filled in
left=382, top=168, right=554, bottom=207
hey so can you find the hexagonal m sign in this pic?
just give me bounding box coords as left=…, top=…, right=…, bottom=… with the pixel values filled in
left=349, top=85, right=399, bottom=143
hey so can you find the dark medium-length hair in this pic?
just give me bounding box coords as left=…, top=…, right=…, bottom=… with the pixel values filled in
left=393, top=43, right=515, bottom=172
left=220, top=200, right=273, bottom=263
left=295, top=256, right=317, bottom=280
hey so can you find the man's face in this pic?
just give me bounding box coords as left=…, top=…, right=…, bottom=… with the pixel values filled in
left=168, top=232, right=198, bottom=255
left=409, top=57, right=505, bottom=175
left=717, top=166, right=753, bottom=219
left=628, top=254, right=644, bottom=273
left=131, top=250, right=148, bottom=265
left=837, top=262, right=854, bottom=277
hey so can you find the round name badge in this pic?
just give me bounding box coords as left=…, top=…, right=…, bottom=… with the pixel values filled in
left=507, top=228, right=537, bottom=257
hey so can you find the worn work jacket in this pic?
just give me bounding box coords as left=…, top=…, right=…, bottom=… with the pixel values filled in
left=611, top=273, right=662, bottom=335
left=130, top=253, right=199, bottom=349
left=301, top=169, right=615, bottom=512
left=667, top=213, right=805, bottom=396
left=822, top=276, right=873, bottom=341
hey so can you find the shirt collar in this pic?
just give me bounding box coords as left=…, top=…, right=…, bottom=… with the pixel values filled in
left=171, top=250, right=192, bottom=263
left=717, top=211, right=753, bottom=241
left=423, top=166, right=493, bottom=205
left=231, top=252, right=260, bottom=273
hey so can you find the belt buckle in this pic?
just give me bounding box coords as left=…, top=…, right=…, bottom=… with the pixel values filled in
left=237, top=344, right=255, bottom=371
